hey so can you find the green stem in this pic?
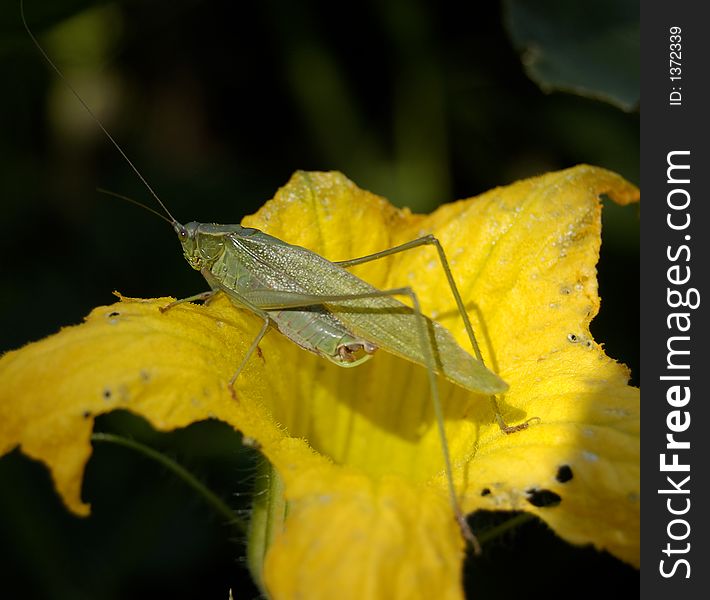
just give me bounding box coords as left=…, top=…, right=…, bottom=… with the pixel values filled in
left=477, top=512, right=537, bottom=546
left=90, top=432, right=246, bottom=534
left=246, top=457, right=287, bottom=594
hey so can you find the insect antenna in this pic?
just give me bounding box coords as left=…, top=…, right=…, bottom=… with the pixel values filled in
left=20, top=0, right=179, bottom=227
left=96, top=188, right=175, bottom=226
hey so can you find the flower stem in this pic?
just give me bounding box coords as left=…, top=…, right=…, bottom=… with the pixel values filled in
left=246, top=456, right=287, bottom=594
left=90, top=432, right=246, bottom=534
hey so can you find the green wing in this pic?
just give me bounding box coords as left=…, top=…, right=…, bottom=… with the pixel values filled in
left=234, top=232, right=508, bottom=395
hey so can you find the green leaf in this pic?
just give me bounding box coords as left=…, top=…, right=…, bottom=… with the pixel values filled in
left=504, top=0, right=639, bottom=111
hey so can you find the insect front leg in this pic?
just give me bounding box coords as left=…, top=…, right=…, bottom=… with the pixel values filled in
left=336, top=235, right=536, bottom=434
left=159, top=291, right=219, bottom=313
left=160, top=285, right=272, bottom=396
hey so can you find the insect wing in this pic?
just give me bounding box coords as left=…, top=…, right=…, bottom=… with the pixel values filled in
left=232, top=232, right=507, bottom=395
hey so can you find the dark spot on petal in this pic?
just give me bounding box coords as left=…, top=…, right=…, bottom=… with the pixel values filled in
left=481, top=488, right=491, bottom=497
left=140, top=370, right=151, bottom=382
left=102, top=388, right=112, bottom=400
left=82, top=410, right=92, bottom=419
left=256, top=346, right=264, bottom=360
left=108, top=311, right=120, bottom=318
left=526, top=488, right=561, bottom=508
left=560, top=286, right=571, bottom=295
left=556, top=465, right=573, bottom=483
left=567, top=333, right=579, bottom=343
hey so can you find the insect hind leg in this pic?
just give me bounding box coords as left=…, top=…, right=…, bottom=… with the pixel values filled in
left=336, top=235, right=534, bottom=435
left=228, top=284, right=484, bottom=550
left=282, top=284, right=483, bottom=553
left=390, top=285, right=483, bottom=554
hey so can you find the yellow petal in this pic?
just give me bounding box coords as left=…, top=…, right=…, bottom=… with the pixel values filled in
left=0, top=166, right=639, bottom=599
left=423, top=167, right=640, bottom=566
left=263, top=466, right=464, bottom=600
left=244, top=166, right=640, bottom=572
left=0, top=294, right=255, bottom=514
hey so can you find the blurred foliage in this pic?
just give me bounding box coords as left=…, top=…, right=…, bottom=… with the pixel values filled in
left=504, top=0, right=639, bottom=110
left=1, top=0, right=638, bottom=598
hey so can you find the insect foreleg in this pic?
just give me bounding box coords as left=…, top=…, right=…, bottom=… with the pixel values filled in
left=159, top=289, right=271, bottom=395
left=159, top=291, right=218, bottom=313
left=335, top=235, right=534, bottom=435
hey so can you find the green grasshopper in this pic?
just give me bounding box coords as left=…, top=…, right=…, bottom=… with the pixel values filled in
left=157, top=193, right=527, bottom=552
left=22, top=0, right=531, bottom=552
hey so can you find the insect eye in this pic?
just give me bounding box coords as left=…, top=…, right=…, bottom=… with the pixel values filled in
left=179, top=228, right=188, bottom=239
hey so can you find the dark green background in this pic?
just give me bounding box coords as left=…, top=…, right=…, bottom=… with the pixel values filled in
left=1, top=1, right=639, bottom=598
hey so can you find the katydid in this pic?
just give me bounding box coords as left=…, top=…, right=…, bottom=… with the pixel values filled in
left=22, top=0, right=532, bottom=553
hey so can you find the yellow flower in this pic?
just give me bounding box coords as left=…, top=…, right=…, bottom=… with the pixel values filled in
left=0, top=165, right=639, bottom=599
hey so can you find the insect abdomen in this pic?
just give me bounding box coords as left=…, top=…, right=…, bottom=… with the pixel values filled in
left=206, top=233, right=377, bottom=367
left=268, top=307, right=377, bottom=367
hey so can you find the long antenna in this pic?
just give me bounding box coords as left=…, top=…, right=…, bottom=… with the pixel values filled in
left=20, top=0, right=179, bottom=226
left=96, top=188, right=174, bottom=225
